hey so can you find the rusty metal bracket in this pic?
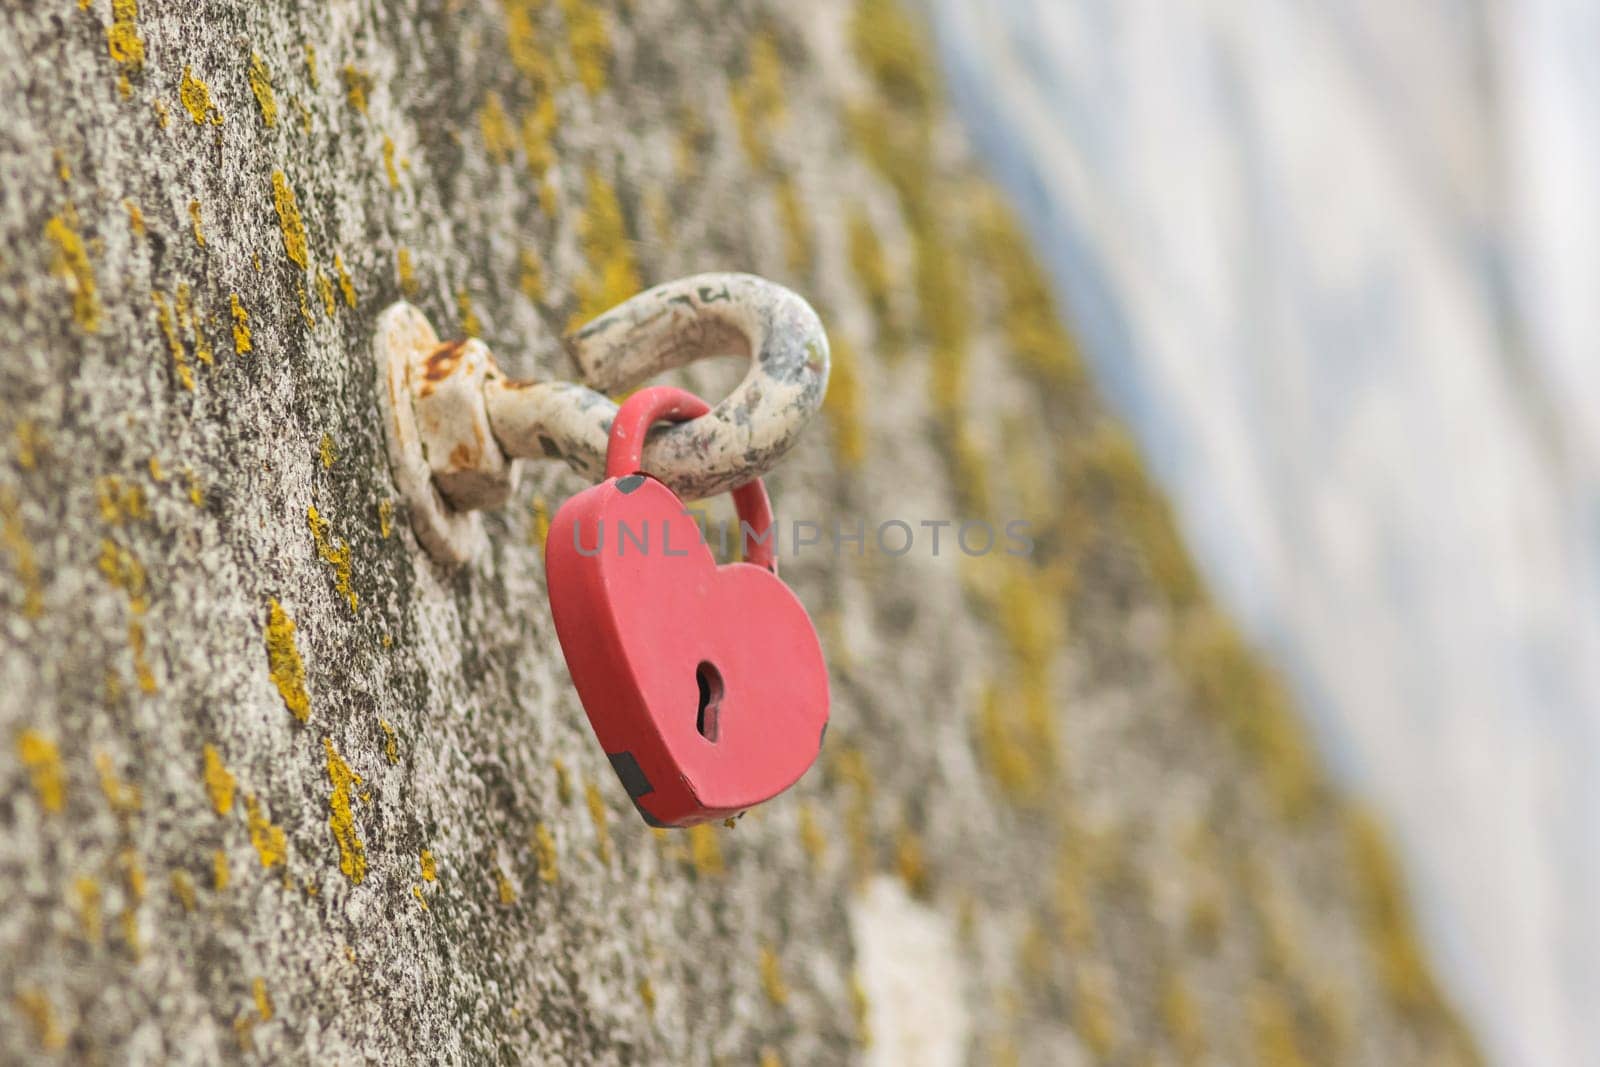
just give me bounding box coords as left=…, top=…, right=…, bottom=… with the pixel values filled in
left=374, top=272, right=831, bottom=566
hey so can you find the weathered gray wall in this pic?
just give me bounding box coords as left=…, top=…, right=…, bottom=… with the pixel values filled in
left=0, top=0, right=1477, bottom=1064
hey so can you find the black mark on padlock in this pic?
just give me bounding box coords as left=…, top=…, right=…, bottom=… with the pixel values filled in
left=607, top=751, right=654, bottom=798
left=616, top=474, right=646, bottom=494
left=696, top=661, right=724, bottom=743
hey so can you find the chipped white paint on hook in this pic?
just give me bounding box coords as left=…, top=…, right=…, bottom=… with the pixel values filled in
left=374, top=302, right=491, bottom=565
left=375, top=273, right=830, bottom=565
left=850, top=876, right=970, bottom=1067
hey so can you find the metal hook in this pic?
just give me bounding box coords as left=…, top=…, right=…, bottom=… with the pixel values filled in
left=374, top=272, right=831, bottom=565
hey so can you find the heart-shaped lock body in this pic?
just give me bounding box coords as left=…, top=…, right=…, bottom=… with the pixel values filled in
left=546, top=387, right=830, bottom=827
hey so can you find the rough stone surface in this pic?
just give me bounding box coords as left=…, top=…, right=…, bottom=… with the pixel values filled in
left=0, top=1, right=1477, bottom=1064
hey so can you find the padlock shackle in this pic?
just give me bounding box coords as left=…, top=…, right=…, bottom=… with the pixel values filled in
left=608, top=387, right=777, bottom=573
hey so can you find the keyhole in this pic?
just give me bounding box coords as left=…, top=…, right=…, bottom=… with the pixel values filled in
left=696, top=661, right=724, bottom=743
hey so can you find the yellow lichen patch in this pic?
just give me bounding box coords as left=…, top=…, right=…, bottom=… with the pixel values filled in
left=186, top=199, right=206, bottom=247
left=775, top=177, right=814, bottom=276
left=73, top=875, right=102, bottom=944
left=17, top=730, right=65, bottom=813
left=411, top=883, right=429, bottom=910
left=379, top=719, right=399, bottom=763
left=95, top=476, right=147, bottom=526
left=759, top=943, right=789, bottom=1006
left=532, top=821, right=559, bottom=883
left=519, top=97, right=558, bottom=179
left=976, top=682, right=1043, bottom=805
left=557, top=0, right=610, bottom=96
left=212, top=849, right=230, bottom=891
left=847, top=208, right=901, bottom=361
left=15, top=422, right=42, bottom=469
left=1347, top=810, right=1448, bottom=1018
left=518, top=248, right=545, bottom=302
left=381, top=136, right=400, bottom=189
left=1249, top=985, right=1310, bottom=1067
left=893, top=826, right=929, bottom=897
left=252, top=978, right=273, bottom=1022
left=152, top=98, right=170, bottom=128
left=303, top=42, right=319, bottom=87
left=229, top=292, right=252, bottom=354
left=528, top=495, right=549, bottom=548
left=179, top=67, right=223, bottom=125
left=94, top=751, right=141, bottom=815
left=170, top=869, right=196, bottom=911
left=1073, top=963, right=1120, bottom=1059
left=479, top=92, right=516, bottom=163
left=730, top=30, right=785, bottom=169
left=127, top=620, right=157, bottom=692
left=106, top=0, right=145, bottom=75
left=495, top=867, right=516, bottom=904
left=369, top=499, right=393, bottom=543
left=686, top=823, right=724, bottom=878
left=419, top=849, right=437, bottom=882
left=270, top=171, right=309, bottom=268
left=552, top=758, right=573, bottom=804
left=1161, top=970, right=1205, bottom=1064
left=584, top=780, right=612, bottom=863
left=247, top=52, right=277, bottom=127
left=1, top=490, right=43, bottom=618
left=97, top=540, right=147, bottom=610
left=456, top=288, right=481, bottom=337
left=316, top=270, right=336, bottom=316
left=758, top=1051, right=782, bottom=1067
left=307, top=505, right=357, bottom=610
left=233, top=1012, right=259, bottom=1052
left=571, top=170, right=640, bottom=327
left=851, top=0, right=935, bottom=115
left=396, top=247, right=418, bottom=297
left=124, top=199, right=146, bottom=236
left=822, top=332, right=865, bottom=468
left=971, top=193, right=1086, bottom=389
left=848, top=975, right=873, bottom=1049
left=45, top=213, right=99, bottom=332
left=244, top=795, right=287, bottom=868
left=318, top=432, right=337, bottom=469
left=334, top=254, right=357, bottom=307
left=1173, top=608, right=1320, bottom=818
left=120, top=906, right=141, bottom=954
left=14, top=986, right=67, bottom=1051
left=296, top=281, right=314, bottom=329
left=638, top=976, right=656, bottom=1016
left=797, top=804, right=826, bottom=865
left=264, top=598, right=311, bottom=722
left=829, top=746, right=876, bottom=882
left=202, top=743, right=236, bottom=815
left=323, top=738, right=367, bottom=883
left=121, top=849, right=146, bottom=903
left=342, top=65, right=371, bottom=114
left=184, top=468, right=204, bottom=506
left=194, top=314, right=214, bottom=366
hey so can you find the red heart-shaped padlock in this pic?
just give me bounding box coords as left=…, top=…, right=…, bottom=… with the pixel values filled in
left=545, top=387, right=830, bottom=827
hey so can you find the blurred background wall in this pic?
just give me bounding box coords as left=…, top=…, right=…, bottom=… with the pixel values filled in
left=923, top=1, right=1600, bottom=1063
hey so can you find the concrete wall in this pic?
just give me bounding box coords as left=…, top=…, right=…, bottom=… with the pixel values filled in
left=0, top=0, right=1477, bottom=1063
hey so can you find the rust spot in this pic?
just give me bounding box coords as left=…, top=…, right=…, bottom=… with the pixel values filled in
left=420, top=340, right=467, bottom=396
left=448, top=442, right=477, bottom=469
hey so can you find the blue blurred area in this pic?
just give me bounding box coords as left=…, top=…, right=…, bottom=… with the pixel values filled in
left=923, top=1, right=1600, bottom=1063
